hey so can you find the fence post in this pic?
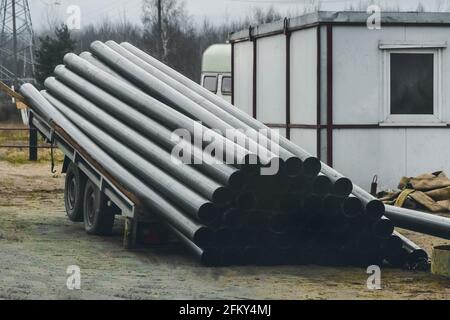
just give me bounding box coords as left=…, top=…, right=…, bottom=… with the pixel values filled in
left=29, top=124, right=37, bottom=161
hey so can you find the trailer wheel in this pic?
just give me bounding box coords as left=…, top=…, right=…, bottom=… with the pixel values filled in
left=64, top=163, right=86, bottom=222
left=83, top=180, right=115, bottom=235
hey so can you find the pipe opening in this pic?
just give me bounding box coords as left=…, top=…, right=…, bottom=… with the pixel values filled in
left=201, top=249, right=221, bottom=267
left=198, top=203, right=219, bottom=224
left=212, top=187, right=233, bottom=206
left=313, top=175, right=333, bottom=195
left=284, top=157, right=303, bottom=177
left=303, top=157, right=321, bottom=177
left=385, top=235, right=403, bottom=253
left=323, top=195, right=342, bottom=217
left=409, top=249, right=428, bottom=263
left=228, top=170, right=246, bottom=190
left=279, top=194, right=300, bottom=214
left=193, top=227, right=215, bottom=248
left=215, top=227, right=233, bottom=246
left=373, top=219, right=394, bottom=239
left=223, top=208, right=243, bottom=228
left=303, top=195, right=323, bottom=215
left=343, top=197, right=364, bottom=218
left=270, top=214, right=291, bottom=233
left=366, top=200, right=385, bottom=220
left=334, top=177, right=353, bottom=197
left=236, top=192, right=256, bottom=211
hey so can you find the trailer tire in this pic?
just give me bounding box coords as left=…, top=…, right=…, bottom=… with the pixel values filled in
left=83, top=180, right=115, bottom=236
left=64, top=163, right=86, bottom=222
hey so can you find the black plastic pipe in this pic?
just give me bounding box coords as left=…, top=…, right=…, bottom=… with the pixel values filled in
left=20, top=84, right=213, bottom=247
left=386, top=205, right=450, bottom=240
left=43, top=91, right=219, bottom=224
left=62, top=54, right=258, bottom=170
left=89, top=41, right=280, bottom=168
left=168, top=224, right=220, bottom=267
left=105, top=40, right=303, bottom=176
left=44, top=77, right=233, bottom=205
left=119, top=42, right=325, bottom=177
left=53, top=64, right=245, bottom=189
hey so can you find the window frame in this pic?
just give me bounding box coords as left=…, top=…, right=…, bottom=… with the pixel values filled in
left=202, top=74, right=218, bottom=93
left=381, top=47, right=445, bottom=126
left=221, top=76, right=232, bottom=96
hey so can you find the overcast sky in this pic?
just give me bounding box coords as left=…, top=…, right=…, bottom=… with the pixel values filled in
left=30, top=0, right=448, bottom=30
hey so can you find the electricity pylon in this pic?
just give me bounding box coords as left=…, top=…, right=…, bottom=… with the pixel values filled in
left=0, top=0, right=35, bottom=86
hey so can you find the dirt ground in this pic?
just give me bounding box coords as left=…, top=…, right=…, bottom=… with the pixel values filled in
left=0, top=161, right=449, bottom=300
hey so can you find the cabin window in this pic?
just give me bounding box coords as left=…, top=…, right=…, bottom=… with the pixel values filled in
left=390, top=53, right=434, bottom=115
left=381, top=47, right=444, bottom=126
left=221, top=76, right=232, bottom=95
left=203, top=75, right=218, bottom=93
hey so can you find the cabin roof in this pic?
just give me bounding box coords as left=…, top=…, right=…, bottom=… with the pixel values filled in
left=229, top=11, right=450, bottom=42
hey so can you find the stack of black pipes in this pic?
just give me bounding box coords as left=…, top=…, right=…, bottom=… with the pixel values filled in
left=20, top=40, right=427, bottom=268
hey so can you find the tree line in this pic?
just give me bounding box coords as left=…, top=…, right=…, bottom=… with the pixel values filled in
left=34, top=0, right=283, bottom=89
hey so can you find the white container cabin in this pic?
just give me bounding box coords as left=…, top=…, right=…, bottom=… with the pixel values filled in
left=229, top=11, right=450, bottom=191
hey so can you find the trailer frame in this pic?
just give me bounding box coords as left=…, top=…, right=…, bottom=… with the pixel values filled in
left=29, top=109, right=146, bottom=249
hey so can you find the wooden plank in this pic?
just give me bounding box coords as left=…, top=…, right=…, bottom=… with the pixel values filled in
left=0, top=81, right=29, bottom=107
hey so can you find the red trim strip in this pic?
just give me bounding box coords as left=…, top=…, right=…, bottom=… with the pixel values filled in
left=265, top=123, right=450, bottom=129
left=326, top=25, right=333, bottom=167
left=286, top=30, right=291, bottom=140
left=252, top=38, right=257, bottom=119
left=231, top=42, right=235, bottom=106
left=316, top=26, right=322, bottom=160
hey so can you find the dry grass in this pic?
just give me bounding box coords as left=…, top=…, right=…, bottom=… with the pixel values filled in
left=0, top=123, right=65, bottom=164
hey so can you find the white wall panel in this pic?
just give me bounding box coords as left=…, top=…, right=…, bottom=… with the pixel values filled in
left=234, top=41, right=253, bottom=116
left=332, top=26, right=405, bottom=124
left=405, top=129, right=450, bottom=176
left=333, top=129, right=407, bottom=191
left=290, top=129, right=317, bottom=157
left=290, top=27, right=318, bottom=125
left=256, top=35, right=286, bottom=124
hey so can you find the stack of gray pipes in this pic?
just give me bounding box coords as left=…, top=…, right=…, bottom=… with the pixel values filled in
left=21, top=40, right=434, bottom=268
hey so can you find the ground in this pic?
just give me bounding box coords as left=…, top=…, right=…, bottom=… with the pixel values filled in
left=0, top=161, right=449, bottom=300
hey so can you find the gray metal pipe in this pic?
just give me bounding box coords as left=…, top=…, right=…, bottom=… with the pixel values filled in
left=44, top=77, right=233, bottom=205
left=62, top=53, right=257, bottom=170
left=394, top=231, right=429, bottom=263
left=342, top=196, right=364, bottom=218
left=53, top=64, right=245, bottom=189
left=119, top=42, right=325, bottom=177
left=105, top=40, right=303, bottom=176
left=20, top=84, right=213, bottom=247
left=89, top=41, right=280, bottom=169
left=79, top=51, right=132, bottom=85
left=168, top=224, right=220, bottom=267
left=373, top=217, right=394, bottom=239
left=386, top=205, right=450, bottom=240
left=42, top=91, right=219, bottom=224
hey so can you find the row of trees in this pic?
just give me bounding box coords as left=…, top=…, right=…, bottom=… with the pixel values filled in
left=34, top=0, right=283, bottom=88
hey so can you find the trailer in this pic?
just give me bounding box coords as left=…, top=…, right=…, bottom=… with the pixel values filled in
left=10, top=40, right=450, bottom=268
left=28, top=108, right=150, bottom=249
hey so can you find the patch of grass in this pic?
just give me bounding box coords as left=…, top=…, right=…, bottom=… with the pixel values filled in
left=0, top=148, right=65, bottom=164
left=0, top=123, right=65, bottom=164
